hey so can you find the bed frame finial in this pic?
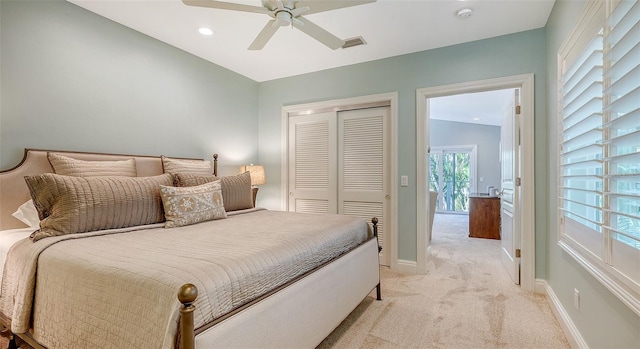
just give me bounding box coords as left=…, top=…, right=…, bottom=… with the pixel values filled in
left=178, top=284, right=198, bottom=349
left=212, top=154, right=219, bottom=177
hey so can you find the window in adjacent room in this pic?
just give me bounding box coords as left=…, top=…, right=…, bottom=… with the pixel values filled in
left=557, top=0, right=639, bottom=315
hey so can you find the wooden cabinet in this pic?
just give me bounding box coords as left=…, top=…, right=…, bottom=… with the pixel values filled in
left=468, top=195, right=501, bottom=239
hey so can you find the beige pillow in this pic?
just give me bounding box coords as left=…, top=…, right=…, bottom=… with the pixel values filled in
left=160, top=180, right=226, bottom=228
left=48, top=152, right=137, bottom=177
left=173, top=172, right=219, bottom=187
left=24, top=173, right=173, bottom=241
left=174, top=172, right=253, bottom=211
left=161, top=156, right=213, bottom=175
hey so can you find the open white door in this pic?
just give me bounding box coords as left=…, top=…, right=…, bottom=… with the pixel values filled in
left=500, top=89, right=521, bottom=284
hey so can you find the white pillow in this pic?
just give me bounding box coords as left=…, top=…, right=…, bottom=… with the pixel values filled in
left=11, top=200, right=40, bottom=228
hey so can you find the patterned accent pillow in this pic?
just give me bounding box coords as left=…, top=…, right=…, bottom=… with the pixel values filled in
left=160, top=180, right=226, bottom=228
left=24, top=173, right=172, bottom=241
left=48, top=152, right=137, bottom=177
left=161, top=156, right=213, bottom=175
left=174, top=172, right=253, bottom=212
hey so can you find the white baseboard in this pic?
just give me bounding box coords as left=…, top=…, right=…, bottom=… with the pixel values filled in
left=536, top=279, right=589, bottom=349
left=392, top=259, right=417, bottom=274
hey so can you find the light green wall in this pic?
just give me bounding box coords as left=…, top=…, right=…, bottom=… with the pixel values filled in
left=430, top=119, right=501, bottom=192
left=258, top=29, right=547, bottom=267
left=0, top=0, right=259, bottom=174
left=545, top=0, right=640, bottom=347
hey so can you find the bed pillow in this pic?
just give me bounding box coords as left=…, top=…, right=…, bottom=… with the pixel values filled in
left=174, top=172, right=253, bottom=211
left=161, top=156, right=213, bottom=175
left=24, top=173, right=173, bottom=241
left=160, top=180, right=226, bottom=228
left=48, top=152, right=137, bottom=177
left=173, top=172, right=219, bottom=187
left=11, top=200, right=40, bottom=228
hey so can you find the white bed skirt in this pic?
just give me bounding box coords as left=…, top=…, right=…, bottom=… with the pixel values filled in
left=195, top=238, right=380, bottom=348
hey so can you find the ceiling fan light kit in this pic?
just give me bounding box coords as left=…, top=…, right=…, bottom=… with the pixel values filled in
left=182, top=0, right=376, bottom=50
left=456, top=8, right=473, bottom=18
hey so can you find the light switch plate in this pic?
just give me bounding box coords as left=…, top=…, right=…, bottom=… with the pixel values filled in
left=401, top=175, right=409, bottom=187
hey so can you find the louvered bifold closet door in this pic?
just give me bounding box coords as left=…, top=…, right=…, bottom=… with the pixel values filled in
left=338, top=107, right=390, bottom=266
left=288, top=112, right=338, bottom=214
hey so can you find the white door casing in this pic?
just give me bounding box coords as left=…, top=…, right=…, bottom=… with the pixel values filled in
left=416, top=74, right=535, bottom=292
left=500, top=89, right=522, bottom=284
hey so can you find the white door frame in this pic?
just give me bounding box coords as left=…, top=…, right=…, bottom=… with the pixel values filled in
left=281, top=92, right=399, bottom=269
left=416, top=74, right=535, bottom=292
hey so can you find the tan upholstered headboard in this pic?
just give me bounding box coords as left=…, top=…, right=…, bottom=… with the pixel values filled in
left=0, top=149, right=216, bottom=230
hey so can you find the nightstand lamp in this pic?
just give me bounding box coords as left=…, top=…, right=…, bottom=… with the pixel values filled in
left=240, top=164, right=266, bottom=207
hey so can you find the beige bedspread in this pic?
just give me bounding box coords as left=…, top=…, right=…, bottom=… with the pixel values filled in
left=0, top=209, right=371, bottom=349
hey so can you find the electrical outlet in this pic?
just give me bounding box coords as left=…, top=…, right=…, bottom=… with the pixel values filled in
left=401, top=175, right=409, bottom=187
left=480, top=176, right=484, bottom=182
left=574, top=288, right=580, bottom=311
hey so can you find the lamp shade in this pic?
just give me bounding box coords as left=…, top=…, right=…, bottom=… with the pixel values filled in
left=240, top=165, right=266, bottom=185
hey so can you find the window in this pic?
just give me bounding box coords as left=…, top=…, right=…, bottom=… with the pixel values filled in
left=558, top=0, right=639, bottom=315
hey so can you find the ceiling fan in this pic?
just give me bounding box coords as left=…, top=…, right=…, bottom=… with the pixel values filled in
left=182, top=0, right=376, bottom=50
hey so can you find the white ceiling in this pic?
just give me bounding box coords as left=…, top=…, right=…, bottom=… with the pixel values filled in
left=67, top=0, right=555, bottom=83
left=430, top=88, right=516, bottom=126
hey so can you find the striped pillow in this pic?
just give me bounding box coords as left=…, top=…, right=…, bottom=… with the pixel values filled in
left=174, top=172, right=253, bottom=212
left=24, top=173, right=173, bottom=241
left=48, top=152, right=137, bottom=177
left=161, top=156, right=213, bottom=175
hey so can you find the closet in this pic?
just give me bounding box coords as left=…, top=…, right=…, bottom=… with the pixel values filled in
left=287, top=105, right=390, bottom=266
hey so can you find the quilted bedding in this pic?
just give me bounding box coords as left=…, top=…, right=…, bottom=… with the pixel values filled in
left=0, top=209, right=371, bottom=349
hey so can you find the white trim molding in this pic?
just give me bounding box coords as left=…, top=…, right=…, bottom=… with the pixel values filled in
left=538, top=279, right=589, bottom=349
left=416, top=74, right=536, bottom=293
left=281, top=92, right=400, bottom=270
left=395, top=259, right=417, bottom=274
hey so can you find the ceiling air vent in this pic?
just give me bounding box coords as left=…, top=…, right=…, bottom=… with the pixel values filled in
left=342, top=36, right=366, bottom=49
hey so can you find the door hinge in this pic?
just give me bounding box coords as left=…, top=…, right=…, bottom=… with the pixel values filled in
left=515, top=249, right=521, bottom=258
left=427, top=146, right=431, bottom=154
left=516, top=105, right=521, bottom=114
left=515, top=177, right=521, bottom=186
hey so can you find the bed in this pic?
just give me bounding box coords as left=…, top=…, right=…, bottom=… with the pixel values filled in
left=0, top=149, right=381, bottom=349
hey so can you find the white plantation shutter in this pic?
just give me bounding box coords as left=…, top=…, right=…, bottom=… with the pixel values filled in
left=559, top=31, right=604, bottom=255
left=558, top=0, right=640, bottom=315
left=603, top=0, right=640, bottom=285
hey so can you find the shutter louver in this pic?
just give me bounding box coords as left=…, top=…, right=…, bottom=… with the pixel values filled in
left=342, top=115, right=384, bottom=191
left=343, top=201, right=384, bottom=249
left=603, top=0, right=640, bottom=284
left=295, top=122, right=330, bottom=190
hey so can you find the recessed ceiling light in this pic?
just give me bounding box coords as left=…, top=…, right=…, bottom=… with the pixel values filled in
left=473, top=117, right=480, bottom=121
left=456, top=8, right=473, bottom=18
left=198, top=27, right=213, bottom=36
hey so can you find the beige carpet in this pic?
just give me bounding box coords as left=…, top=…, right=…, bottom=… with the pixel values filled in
left=318, top=213, right=570, bottom=349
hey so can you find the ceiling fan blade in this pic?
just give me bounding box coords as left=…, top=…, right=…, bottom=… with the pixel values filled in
left=293, top=16, right=344, bottom=50
left=248, top=20, right=280, bottom=50
left=295, top=0, right=376, bottom=15
left=182, top=0, right=268, bottom=14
